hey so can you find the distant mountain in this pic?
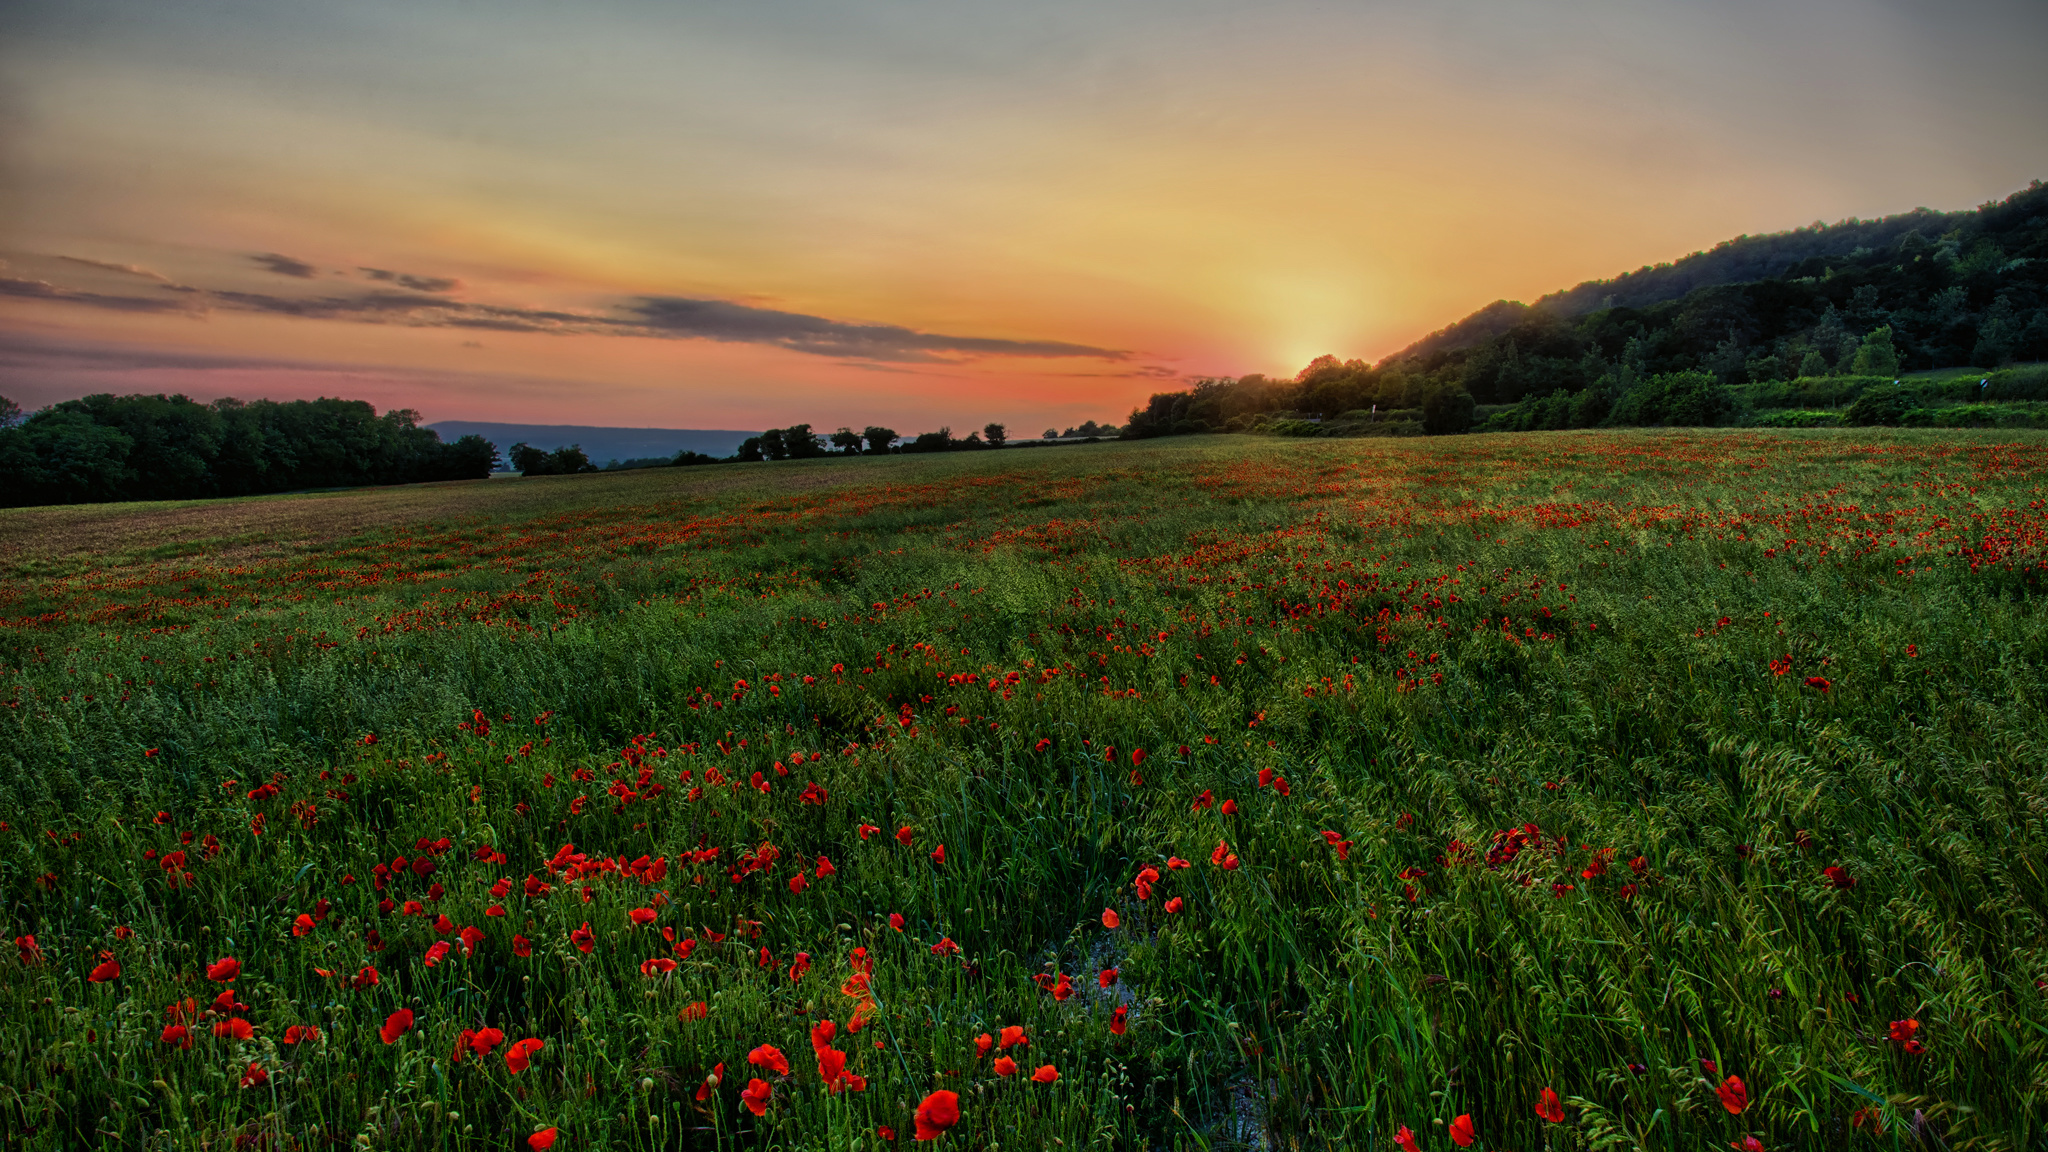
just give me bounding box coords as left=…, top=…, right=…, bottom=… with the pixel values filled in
left=427, top=422, right=756, bottom=468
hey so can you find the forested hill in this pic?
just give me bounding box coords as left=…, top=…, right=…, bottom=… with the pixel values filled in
left=1380, top=189, right=2027, bottom=366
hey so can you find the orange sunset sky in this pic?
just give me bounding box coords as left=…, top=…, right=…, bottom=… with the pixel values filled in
left=3, top=0, right=2045, bottom=434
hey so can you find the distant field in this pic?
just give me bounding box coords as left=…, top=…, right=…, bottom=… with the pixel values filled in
left=3, top=430, right=2045, bottom=1150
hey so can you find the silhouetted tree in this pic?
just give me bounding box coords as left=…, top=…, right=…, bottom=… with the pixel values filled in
left=862, top=426, right=898, bottom=453
left=983, top=422, right=1006, bottom=447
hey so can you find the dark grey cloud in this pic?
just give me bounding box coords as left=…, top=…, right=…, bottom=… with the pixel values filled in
left=0, top=275, right=196, bottom=313
left=251, top=252, right=319, bottom=278
left=360, top=267, right=462, bottom=292
left=19, top=255, right=1134, bottom=365
left=624, top=296, right=1125, bottom=362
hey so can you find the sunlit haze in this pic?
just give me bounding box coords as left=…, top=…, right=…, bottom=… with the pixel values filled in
left=3, top=0, right=2045, bottom=431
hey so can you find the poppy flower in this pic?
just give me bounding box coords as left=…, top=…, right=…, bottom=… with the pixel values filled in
left=470, top=1027, right=504, bottom=1052
left=1448, top=1114, right=1475, bottom=1147
left=206, top=956, right=241, bottom=982
left=994, top=1054, right=1018, bottom=1076
left=1220, top=799, right=1238, bottom=815
left=432, top=914, right=454, bottom=935
left=629, top=907, right=657, bottom=927
left=1889, top=1018, right=1924, bottom=1053
left=929, top=844, right=946, bottom=865
left=1730, top=1139, right=1764, bottom=1152
left=740, top=1077, right=773, bottom=1115
left=931, top=937, right=961, bottom=956
left=889, top=913, right=906, bottom=932
left=352, top=964, right=381, bottom=989
left=1211, top=840, right=1231, bottom=865
left=1166, top=856, right=1190, bottom=870
left=999, top=1025, right=1027, bottom=1049
left=514, top=934, right=532, bottom=957
left=1536, top=1087, right=1564, bottom=1123
left=896, top=826, right=915, bottom=846
left=88, top=958, right=121, bottom=983
left=1101, top=908, right=1119, bottom=929
left=379, top=1008, right=413, bottom=1044
left=293, top=914, right=315, bottom=937
left=528, top=1129, right=558, bottom=1151
left=878, top=1125, right=896, bottom=1141
left=858, top=823, right=881, bottom=840
left=974, top=1033, right=993, bottom=1058
left=1050, top=972, right=1074, bottom=1000
left=640, top=957, right=678, bottom=976
left=161, top=1023, right=192, bottom=1048
left=1099, top=967, right=1118, bottom=988
left=816, top=856, right=836, bottom=877
left=913, top=1089, right=960, bottom=1140
left=1033, top=739, right=1051, bottom=752
left=283, top=1024, right=321, bottom=1044
left=1822, top=866, right=1857, bottom=890
left=213, top=989, right=249, bottom=1013
left=238, top=1061, right=268, bottom=1089
left=679, top=1001, right=709, bottom=1021
left=1716, top=1074, right=1747, bottom=1114
left=1804, top=676, right=1831, bottom=692
left=1165, top=896, right=1184, bottom=913
left=570, top=923, right=596, bottom=952
left=423, top=941, right=451, bottom=966
left=214, top=1017, right=255, bottom=1039
left=506, top=1037, right=544, bottom=1073
left=1192, top=789, right=1214, bottom=811
left=749, top=1044, right=791, bottom=1076
left=1110, top=1006, right=1128, bottom=1035
left=1031, top=1064, right=1059, bottom=1084
left=1393, top=1125, right=1420, bottom=1152
left=459, top=925, right=484, bottom=956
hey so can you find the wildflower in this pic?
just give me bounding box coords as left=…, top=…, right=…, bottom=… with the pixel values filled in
left=1536, top=1087, right=1564, bottom=1123
left=1730, top=1138, right=1764, bottom=1152
left=889, top=913, right=906, bottom=932
left=641, top=957, right=677, bottom=976
left=529, top=1128, right=558, bottom=1150
left=629, top=907, right=657, bottom=927
left=88, top=958, right=121, bottom=983
left=1449, top=1114, right=1475, bottom=1147
left=514, top=934, right=532, bottom=957
left=1393, top=1126, right=1420, bottom=1152
left=1101, top=908, right=1119, bottom=928
left=931, top=937, right=961, bottom=956
left=975, top=1033, right=993, bottom=1058
left=469, top=1027, right=503, bottom=1053
left=161, top=1023, right=192, bottom=1048
left=1804, top=676, right=1831, bottom=692
left=379, top=1008, right=413, bottom=1045
left=1320, top=831, right=1353, bottom=860
left=1889, top=1018, right=1924, bottom=1053
left=999, top=1025, right=1027, bottom=1049
left=1165, top=896, right=1184, bottom=913
left=1220, top=798, right=1238, bottom=815
left=293, top=913, right=315, bottom=937
left=679, top=1001, right=708, bottom=1020
left=750, top=1044, right=791, bottom=1076
left=994, top=1054, right=1018, bottom=1076
left=1110, top=1005, right=1128, bottom=1035
left=238, top=1061, right=268, bottom=1089
left=859, top=823, right=881, bottom=839
left=1033, top=739, right=1051, bottom=752
left=1822, top=865, right=1857, bottom=889
left=816, top=855, right=836, bottom=877
left=914, top=1089, right=961, bottom=1140
left=1192, top=789, right=1214, bottom=811
left=423, top=941, right=451, bottom=967
left=1716, top=1074, right=1747, bottom=1114
left=1166, top=856, right=1190, bottom=869
left=459, top=925, right=484, bottom=956
left=570, top=923, right=596, bottom=952
left=1100, top=967, right=1118, bottom=988
left=741, top=1077, right=773, bottom=1115
left=1031, top=1064, right=1059, bottom=1083
left=897, top=826, right=915, bottom=846
left=931, top=844, right=946, bottom=865
left=206, top=956, right=241, bottom=982
left=506, top=1037, right=544, bottom=1073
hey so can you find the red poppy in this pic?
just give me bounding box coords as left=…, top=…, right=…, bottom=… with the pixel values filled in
left=14, top=935, right=40, bottom=965
left=1888, top=1018, right=1924, bottom=1053
left=161, top=1023, right=192, bottom=1048
left=213, top=989, right=249, bottom=1013
left=1220, top=799, right=1238, bottom=815
left=506, top=1037, right=544, bottom=1073
left=283, top=1024, right=321, bottom=1044
left=930, top=844, right=946, bottom=864
left=974, top=1033, right=993, bottom=1058
left=1394, top=1125, right=1420, bottom=1152
left=998, top=1025, right=1027, bottom=1049
left=238, top=1061, right=268, bottom=1089
left=214, top=1017, right=255, bottom=1039
left=1192, top=790, right=1214, bottom=811
left=424, top=941, right=451, bottom=966
left=1822, top=866, right=1857, bottom=890
left=931, top=937, right=961, bottom=956
left=459, top=925, right=484, bottom=956
left=994, top=1054, right=1018, bottom=1076
left=1099, top=967, right=1118, bottom=988
left=1031, top=1064, right=1059, bottom=1084
left=206, top=956, right=241, bottom=982
left=896, top=826, right=915, bottom=846
left=1536, top=1087, right=1564, bottom=1123
left=528, top=1128, right=558, bottom=1150
left=570, top=923, right=596, bottom=953
left=469, top=1026, right=504, bottom=1052
left=1165, top=896, right=1184, bottom=913
left=293, top=913, right=316, bottom=937
left=88, top=958, right=121, bottom=983
left=1166, top=856, right=1190, bottom=869
left=859, top=823, right=881, bottom=840
left=1101, top=908, right=1119, bottom=928
left=741, top=1077, right=773, bottom=1115
left=1033, top=739, right=1051, bottom=753
left=889, top=913, right=906, bottom=932
left=1804, top=676, right=1831, bottom=692
left=913, top=1089, right=960, bottom=1140
left=432, top=914, right=454, bottom=935
left=816, top=855, right=836, bottom=877
left=1716, top=1074, right=1747, bottom=1114
left=514, top=934, right=532, bottom=957
left=378, top=1008, right=413, bottom=1044
left=1211, top=840, right=1231, bottom=865
left=1050, top=972, right=1074, bottom=1000
left=1110, top=1006, right=1128, bottom=1035
left=1730, top=1138, right=1764, bottom=1152
left=749, top=1044, right=791, bottom=1076
left=679, top=1001, right=709, bottom=1020
left=640, top=957, right=678, bottom=976
left=789, top=872, right=809, bottom=895
left=878, top=1126, right=896, bottom=1141
left=1449, top=1114, right=1475, bottom=1147
left=629, top=907, right=657, bottom=927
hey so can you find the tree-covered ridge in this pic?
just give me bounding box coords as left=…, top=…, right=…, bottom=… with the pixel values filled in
left=1124, top=180, right=2048, bottom=439
left=0, top=393, right=500, bottom=506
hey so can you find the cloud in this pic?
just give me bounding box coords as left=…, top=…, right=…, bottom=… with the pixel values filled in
left=251, top=253, right=319, bottom=278
left=20, top=255, right=1135, bottom=365
left=56, top=256, right=171, bottom=281
left=360, top=267, right=463, bottom=293
left=624, top=296, right=1126, bottom=362
left=0, top=275, right=197, bottom=313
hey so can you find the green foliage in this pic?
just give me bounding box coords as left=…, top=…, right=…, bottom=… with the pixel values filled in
left=1606, top=370, right=1737, bottom=427
left=508, top=442, right=598, bottom=476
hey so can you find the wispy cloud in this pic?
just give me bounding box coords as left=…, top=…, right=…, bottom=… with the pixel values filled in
left=251, top=252, right=319, bottom=278
left=56, top=256, right=172, bottom=282
left=18, top=253, right=1134, bottom=365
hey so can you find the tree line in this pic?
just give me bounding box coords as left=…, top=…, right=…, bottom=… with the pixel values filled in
left=1123, top=180, right=2048, bottom=439
left=0, top=393, right=499, bottom=507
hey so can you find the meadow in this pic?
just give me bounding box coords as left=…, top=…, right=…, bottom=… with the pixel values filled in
left=2, top=430, right=2045, bottom=1151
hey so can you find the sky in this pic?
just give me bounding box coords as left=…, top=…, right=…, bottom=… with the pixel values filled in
left=2, top=0, right=2045, bottom=434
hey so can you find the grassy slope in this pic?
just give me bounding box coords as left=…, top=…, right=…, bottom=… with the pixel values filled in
left=2, top=431, right=2045, bottom=1151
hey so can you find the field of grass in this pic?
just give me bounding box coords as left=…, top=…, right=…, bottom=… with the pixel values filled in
left=3, top=430, right=2046, bottom=1151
